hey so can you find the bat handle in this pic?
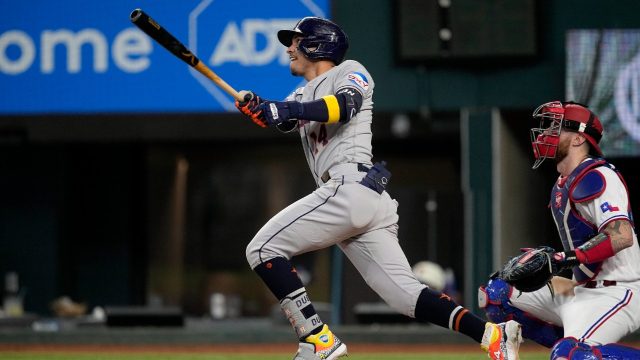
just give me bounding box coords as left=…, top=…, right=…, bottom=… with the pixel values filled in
left=193, top=63, right=243, bottom=102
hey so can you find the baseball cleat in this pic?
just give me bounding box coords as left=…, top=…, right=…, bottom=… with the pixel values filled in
left=481, top=320, right=523, bottom=360
left=293, top=324, right=347, bottom=360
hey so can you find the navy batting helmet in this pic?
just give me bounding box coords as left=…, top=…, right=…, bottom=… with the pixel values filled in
left=277, top=17, right=349, bottom=64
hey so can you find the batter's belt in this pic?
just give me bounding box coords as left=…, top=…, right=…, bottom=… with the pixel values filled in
left=320, top=163, right=370, bottom=183
left=321, top=162, right=391, bottom=195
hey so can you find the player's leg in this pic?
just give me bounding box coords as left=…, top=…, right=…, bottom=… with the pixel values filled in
left=550, top=338, right=640, bottom=359
left=550, top=337, right=603, bottom=359
left=339, top=213, right=521, bottom=359
left=479, top=277, right=563, bottom=347
left=596, top=343, right=640, bottom=359
left=246, top=181, right=370, bottom=359
left=548, top=285, right=640, bottom=360
left=561, top=286, right=640, bottom=345
left=487, top=275, right=576, bottom=350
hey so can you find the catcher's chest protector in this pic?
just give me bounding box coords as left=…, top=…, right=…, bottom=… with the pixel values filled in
left=550, top=158, right=607, bottom=282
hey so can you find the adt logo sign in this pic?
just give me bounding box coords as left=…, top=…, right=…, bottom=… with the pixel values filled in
left=188, top=0, right=328, bottom=110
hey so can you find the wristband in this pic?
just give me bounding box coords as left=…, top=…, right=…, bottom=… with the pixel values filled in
left=576, top=234, right=615, bottom=263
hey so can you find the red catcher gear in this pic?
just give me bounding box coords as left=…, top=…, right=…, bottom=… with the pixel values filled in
left=530, top=101, right=604, bottom=169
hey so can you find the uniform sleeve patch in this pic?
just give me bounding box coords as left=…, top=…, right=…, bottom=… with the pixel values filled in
left=600, top=202, right=620, bottom=213
left=347, top=72, right=369, bottom=91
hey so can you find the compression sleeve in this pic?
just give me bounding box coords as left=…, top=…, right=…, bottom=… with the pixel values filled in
left=291, top=87, right=363, bottom=124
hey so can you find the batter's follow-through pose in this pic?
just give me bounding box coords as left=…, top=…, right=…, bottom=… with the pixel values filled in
left=479, top=101, right=640, bottom=359
left=234, top=17, right=522, bottom=360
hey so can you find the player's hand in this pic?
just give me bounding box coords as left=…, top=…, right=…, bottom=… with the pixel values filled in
left=551, top=250, right=581, bottom=270
left=259, top=101, right=303, bottom=126
left=235, top=91, right=268, bottom=128
left=499, top=246, right=557, bottom=292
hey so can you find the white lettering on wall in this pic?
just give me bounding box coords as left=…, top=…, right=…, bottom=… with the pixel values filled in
left=112, top=28, right=153, bottom=73
left=0, top=30, right=36, bottom=74
left=0, top=28, right=152, bottom=75
left=41, top=29, right=108, bottom=73
left=209, top=19, right=296, bottom=66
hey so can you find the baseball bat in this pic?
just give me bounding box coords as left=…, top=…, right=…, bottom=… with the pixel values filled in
left=130, top=8, right=243, bottom=102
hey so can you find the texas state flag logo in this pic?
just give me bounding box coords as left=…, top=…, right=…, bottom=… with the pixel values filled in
left=600, top=202, right=620, bottom=213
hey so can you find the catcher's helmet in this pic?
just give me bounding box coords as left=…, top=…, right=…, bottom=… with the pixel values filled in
left=530, top=101, right=603, bottom=169
left=277, top=17, right=349, bottom=64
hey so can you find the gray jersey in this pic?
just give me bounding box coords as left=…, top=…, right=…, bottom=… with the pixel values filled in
left=286, top=60, right=374, bottom=186
left=247, top=59, right=427, bottom=326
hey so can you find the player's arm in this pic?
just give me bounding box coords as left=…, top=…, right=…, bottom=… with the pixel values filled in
left=604, top=218, right=635, bottom=251
left=554, top=219, right=634, bottom=267
left=551, top=168, right=635, bottom=267
left=260, top=87, right=363, bottom=125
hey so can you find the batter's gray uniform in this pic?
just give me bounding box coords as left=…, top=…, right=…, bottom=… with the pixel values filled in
left=245, top=60, right=426, bottom=317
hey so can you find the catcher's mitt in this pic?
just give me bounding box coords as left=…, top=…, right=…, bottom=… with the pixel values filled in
left=498, top=246, right=558, bottom=293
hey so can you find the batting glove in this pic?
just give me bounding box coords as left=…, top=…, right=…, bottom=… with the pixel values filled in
left=235, top=91, right=268, bottom=128
left=259, top=101, right=303, bottom=126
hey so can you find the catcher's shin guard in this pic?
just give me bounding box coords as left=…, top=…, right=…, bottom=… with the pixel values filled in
left=551, top=338, right=602, bottom=360
left=597, top=343, right=640, bottom=359
left=479, top=278, right=562, bottom=348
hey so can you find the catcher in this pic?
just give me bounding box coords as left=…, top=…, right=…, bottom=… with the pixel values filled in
left=478, top=102, right=640, bottom=359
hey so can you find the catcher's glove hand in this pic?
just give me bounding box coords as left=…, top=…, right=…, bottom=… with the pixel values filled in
left=498, top=246, right=558, bottom=293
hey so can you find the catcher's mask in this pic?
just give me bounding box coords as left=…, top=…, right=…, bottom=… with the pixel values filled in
left=530, top=101, right=604, bottom=169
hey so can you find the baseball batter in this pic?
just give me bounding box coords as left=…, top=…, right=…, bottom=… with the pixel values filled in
left=235, top=17, right=522, bottom=360
left=479, top=101, right=640, bottom=359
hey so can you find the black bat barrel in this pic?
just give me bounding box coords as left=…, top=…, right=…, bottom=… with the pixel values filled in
left=129, top=8, right=201, bottom=67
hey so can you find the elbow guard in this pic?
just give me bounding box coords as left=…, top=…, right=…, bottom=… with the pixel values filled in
left=333, top=87, right=363, bottom=123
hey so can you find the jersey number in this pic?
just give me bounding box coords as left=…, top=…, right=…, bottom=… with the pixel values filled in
left=309, top=124, right=328, bottom=154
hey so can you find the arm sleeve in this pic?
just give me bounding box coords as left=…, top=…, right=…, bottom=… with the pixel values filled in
left=293, top=87, right=363, bottom=124
left=287, top=88, right=362, bottom=124
left=287, top=61, right=372, bottom=124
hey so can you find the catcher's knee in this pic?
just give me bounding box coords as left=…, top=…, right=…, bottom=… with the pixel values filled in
left=551, top=338, right=602, bottom=360
left=478, top=278, right=515, bottom=323
left=479, top=278, right=562, bottom=348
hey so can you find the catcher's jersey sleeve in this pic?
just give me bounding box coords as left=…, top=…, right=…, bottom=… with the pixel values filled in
left=574, top=167, right=631, bottom=231
left=574, top=166, right=640, bottom=282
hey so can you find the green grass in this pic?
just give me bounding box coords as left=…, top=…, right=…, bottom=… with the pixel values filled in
left=0, top=352, right=549, bottom=360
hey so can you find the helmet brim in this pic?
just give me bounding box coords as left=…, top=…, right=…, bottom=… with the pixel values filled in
left=277, top=30, right=302, bottom=47
left=584, top=134, right=603, bottom=156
